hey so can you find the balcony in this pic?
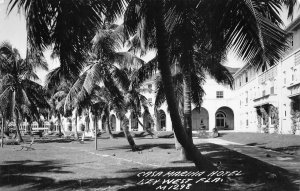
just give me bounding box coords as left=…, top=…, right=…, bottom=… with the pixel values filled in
left=254, top=86, right=276, bottom=102
left=258, top=66, right=277, bottom=84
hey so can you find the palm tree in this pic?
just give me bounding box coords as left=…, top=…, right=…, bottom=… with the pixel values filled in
left=0, top=42, right=49, bottom=142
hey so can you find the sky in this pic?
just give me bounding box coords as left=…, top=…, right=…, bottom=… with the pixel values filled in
left=0, top=0, right=299, bottom=84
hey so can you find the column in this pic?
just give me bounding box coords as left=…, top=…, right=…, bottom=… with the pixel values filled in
left=166, top=112, right=172, bottom=131
left=208, top=110, right=216, bottom=132
left=138, top=116, right=143, bottom=131
left=98, top=116, right=102, bottom=132
left=116, top=118, right=122, bottom=131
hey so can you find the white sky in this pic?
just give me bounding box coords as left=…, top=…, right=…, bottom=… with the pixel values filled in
left=0, top=0, right=299, bottom=84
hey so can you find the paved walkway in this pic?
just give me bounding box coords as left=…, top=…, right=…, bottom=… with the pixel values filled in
left=194, top=138, right=300, bottom=176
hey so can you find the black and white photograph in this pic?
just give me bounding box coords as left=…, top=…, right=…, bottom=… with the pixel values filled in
left=0, top=0, right=300, bottom=190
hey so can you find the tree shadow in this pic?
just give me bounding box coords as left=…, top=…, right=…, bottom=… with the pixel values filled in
left=194, top=143, right=300, bottom=191
left=0, top=160, right=71, bottom=189
left=246, top=142, right=267, bottom=147
left=96, top=143, right=175, bottom=152
left=0, top=159, right=142, bottom=191
left=272, top=145, right=300, bottom=155
left=1, top=143, right=300, bottom=191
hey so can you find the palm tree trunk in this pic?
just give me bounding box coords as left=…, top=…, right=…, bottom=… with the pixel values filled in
left=57, top=114, right=63, bottom=137
left=137, top=118, right=155, bottom=138
left=1, top=113, right=4, bottom=147
left=94, top=115, right=98, bottom=150
left=106, top=118, right=114, bottom=138
left=15, top=112, right=23, bottom=142
left=182, top=73, right=193, bottom=160
left=121, top=116, right=138, bottom=151
left=105, top=108, right=114, bottom=139
left=3, top=119, right=9, bottom=139
left=74, top=109, right=78, bottom=139
left=154, top=0, right=215, bottom=170
left=181, top=6, right=195, bottom=160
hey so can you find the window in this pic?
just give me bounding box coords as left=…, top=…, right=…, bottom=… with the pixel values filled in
left=216, top=91, right=224, bottom=98
left=246, top=91, right=248, bottom=104
left=245, top=72, right=248, bottom=83
left=246, top=112, right=249, bottom=127
left=262, top=90, right=266, bottom=96
left=283, top=71, right=286, bottom=85
left=216, top=112, right=226, bottom=127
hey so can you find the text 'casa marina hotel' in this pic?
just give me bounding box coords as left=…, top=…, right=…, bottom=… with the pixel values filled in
left=233, top=16, right=300, bottom=135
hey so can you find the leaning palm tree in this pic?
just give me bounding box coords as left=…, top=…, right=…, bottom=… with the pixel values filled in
left=0, top=42, right=49, bottom=142
left=47, top=84, right=70, bottom=137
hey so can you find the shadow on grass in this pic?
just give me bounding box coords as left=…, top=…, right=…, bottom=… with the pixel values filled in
left=0, top=159, right=137, bottom=191
left=216, top=133, right=228, bottom=137
left=243, top=143, right=300, bottom=156
left=96, top=143, right=175, bottom=152
left=272, top=145, right=300, bottom=154
left=246, top=142, right=267, bottom=147
left=1, top=142, right=299, bottom=191
left=194, top=143, right=300, bottom=191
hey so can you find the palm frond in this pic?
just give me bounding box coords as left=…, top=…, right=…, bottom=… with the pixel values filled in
left=131, top=56, right=158, bottom=88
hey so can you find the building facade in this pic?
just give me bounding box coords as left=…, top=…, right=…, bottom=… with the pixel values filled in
left=234, top=16, right=300, bottom=135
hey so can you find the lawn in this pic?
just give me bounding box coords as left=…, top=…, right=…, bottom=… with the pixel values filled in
left=219, top=132, right=300, bottom=155
left=0, top=135, right=299, bottom=191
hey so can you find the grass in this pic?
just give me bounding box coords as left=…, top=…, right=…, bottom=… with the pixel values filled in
left=0, top=135, right=299, bottom=190
left=219, top=132, right=300, bottom=155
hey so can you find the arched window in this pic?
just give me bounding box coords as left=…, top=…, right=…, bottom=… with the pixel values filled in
left=159, top=110, right=166, bottom=131
left=216, top=112, right=226, bottom=127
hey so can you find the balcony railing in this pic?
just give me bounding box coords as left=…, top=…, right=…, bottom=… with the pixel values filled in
left=258, top=66, right=277, bottom=84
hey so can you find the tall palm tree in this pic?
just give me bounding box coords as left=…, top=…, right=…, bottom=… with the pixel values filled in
left=0, top=42, right=49, bottom=142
